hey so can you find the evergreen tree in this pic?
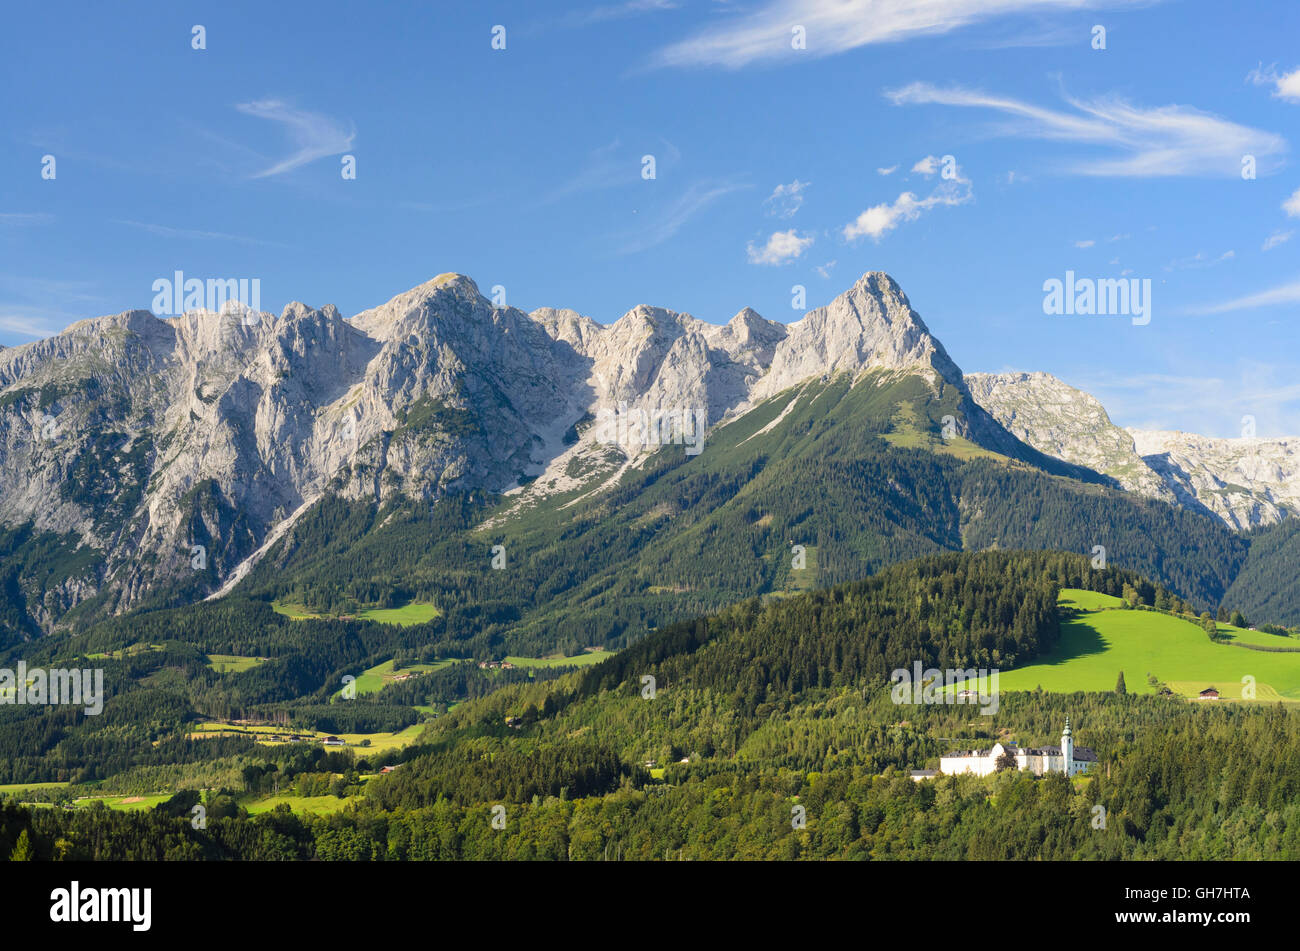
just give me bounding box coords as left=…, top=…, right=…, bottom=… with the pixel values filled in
left=1115, top=671, right=1127, bottom=695
left=9, top=829, right=33, bottom=861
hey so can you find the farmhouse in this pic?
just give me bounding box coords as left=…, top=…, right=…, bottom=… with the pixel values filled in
left=1197, top=687, right=1220, bottom=700
left=939, top=718, right=1096, bottom=777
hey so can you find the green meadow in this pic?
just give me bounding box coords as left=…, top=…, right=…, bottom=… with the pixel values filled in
left=504, top=648, right=613, bottom=669
left=205, top=654, right=267, bottom=674
left=244, top=794, right=354, bottom=816
left=336, top=657, right=464, bottom=696
left=356, top=602, right=441, bottom=625
left=72, top=794, right=172, bottom=811
left=987, top=588, right=1300, bottom=701
left=0, top=781, right=68, bottom=795
left=272, top=600, right=440, bottom=625
left=85, top=644, right=164, bottom=660
left=188, top=722, right=426, bottom=753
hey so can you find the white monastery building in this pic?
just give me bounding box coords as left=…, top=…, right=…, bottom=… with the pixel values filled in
left=939, top=718, right=1096, bottom=777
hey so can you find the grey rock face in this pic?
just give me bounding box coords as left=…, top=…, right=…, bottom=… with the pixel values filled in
left=964, top=370, right=1299, bottom=529
left=965, top=371, right=1175, bottom=503
left=1128, top=429, right=1300, bottom=530
left=0, top=270, right=1046, bottom=626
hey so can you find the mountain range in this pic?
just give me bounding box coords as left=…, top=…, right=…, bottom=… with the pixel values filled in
left=966, top=371, right=1300, bottom=531
left=0, top=270, right=1295, bottom=639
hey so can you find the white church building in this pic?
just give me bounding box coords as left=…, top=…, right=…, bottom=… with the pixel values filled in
left=939, top=718, right=1096, bottom=777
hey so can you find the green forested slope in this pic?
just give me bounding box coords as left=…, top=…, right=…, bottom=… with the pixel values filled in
left=223, top=373, right=1248, bottom=660
left=6, top=550, right=1299, bottom=861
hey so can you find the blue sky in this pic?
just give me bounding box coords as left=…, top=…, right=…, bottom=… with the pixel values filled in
left=2, top=0, right=1298, bottom=436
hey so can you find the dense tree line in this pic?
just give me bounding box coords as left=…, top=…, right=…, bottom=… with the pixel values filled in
left=6, top=695, right=1298, bottom=860
left=192, top=374, right=1255, bottom=668
left=1225, top=518, right=1300, bottom=626
left=574, top=551, right=1163, bottom=715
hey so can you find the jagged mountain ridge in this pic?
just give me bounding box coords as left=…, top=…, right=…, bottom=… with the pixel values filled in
left=966, top=370, right=1299, bottom=530
left=0, top=270, right=1021, bottom=629
left=1128, top=429, right=1300, bottom=530
left=965, top=372, right=1175, bottom=504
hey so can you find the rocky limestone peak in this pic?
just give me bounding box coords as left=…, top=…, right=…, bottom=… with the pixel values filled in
left=280, top=301, right=317, bottom=322
left=701, top=308, right=786, bottom=369
left=1128, top=428, right=1300, bottom=530
left=11, top=266, right=1286, bottom=628
left=752, top=270, right=961, bottom=400
left=346, top=272, right=486, bottom=341
left=719, top=307, right=785, bottom=342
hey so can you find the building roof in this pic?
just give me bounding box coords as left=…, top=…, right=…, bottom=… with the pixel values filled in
left=942, top=744, right=1097, bottom=762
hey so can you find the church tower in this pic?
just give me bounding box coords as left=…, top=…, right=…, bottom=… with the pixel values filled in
left=1061, top=717, right=1073, bottom=776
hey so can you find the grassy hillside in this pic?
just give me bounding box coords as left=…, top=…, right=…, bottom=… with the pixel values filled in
left=990, top=589, right=1300, bottom=701
left=231, top=372, right=1246, bottom=662
left=8, top=551, right=1300, bottom=860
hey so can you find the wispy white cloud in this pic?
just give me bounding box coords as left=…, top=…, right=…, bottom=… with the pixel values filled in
left=1075, top=239, right=1095, bottom=248
left=1263, top=230, right=1294, bottom=251
left=544, top=138, right=627, bottom=203
left=969, top=21, right=1080, bottom=49
left=1080, top=367, right=1300, bottom=438
left=651, top=0, right=1151, bottom=69
left=842, top=179, right=973, bottom=242
left=1164, top=250, right=1234, bottom=271
left=0, top=312, right=59, bottom=339
left=0, top=276, right=108, bottom=343
left=763, top=180, right=810, bottom=218
left=564, top=0, right=679, bottom=27
left=815, top=260, right=837, bottom=278
left=541, top=139, right=680, bottom=205
left=886, top=82, right=1287, bottom=177
left=1249, top=64, right=1300, bottom=102
left=1189, top=278, right=1300, bottom=315
left=0, top=275, right=103, bottom=307
left=912, top=155, right=940, bottom=176
left=747, top=229, right=814, bottom=265
left=618, top=182, right=749, bottom=253
left=876, top=165, right=898, bottom=176
left=236, top=100, right=355, bottom=179
left=1285, top=187, right=1300, bottom=218
left=113, top=219, right=290, bottom=248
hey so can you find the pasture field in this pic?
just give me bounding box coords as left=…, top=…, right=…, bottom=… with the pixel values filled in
left=272, top=600, right=440, bottom=625
left=72, top=794, right=172, bottom=811
left=356, top=602, right=441, bottom=625
left=337, top=657, right=464, bottom=697
left=986, top=588, right=1300, bottom=701
left=270, top=600, right=328, bottom=620
left=0, top=781, right=68, bottom=795
left=244, top=794, right=355, bottom=816
left=504, top=648, right=613, bottom=669
left=205, top=654, right=268, bottom=673
left=85, top=643, right=164, bottom=660
left=188, top=722, right=426, bottom=752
